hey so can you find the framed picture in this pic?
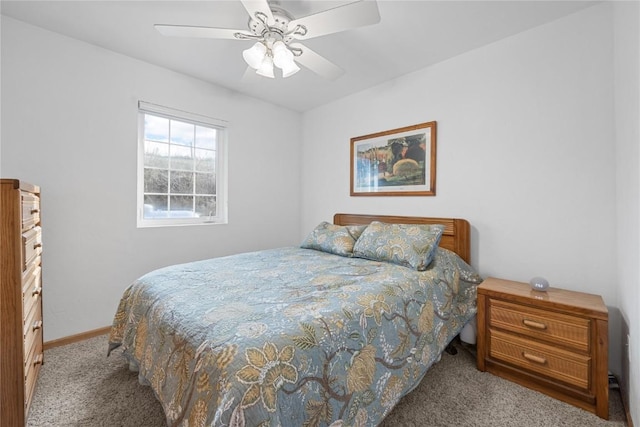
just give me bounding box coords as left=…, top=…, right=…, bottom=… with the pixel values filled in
left=350, top=121, right=436, bottom=196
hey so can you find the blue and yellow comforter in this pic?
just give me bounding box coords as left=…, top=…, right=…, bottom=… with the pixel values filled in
left=108, top=247, right=482, bottom=427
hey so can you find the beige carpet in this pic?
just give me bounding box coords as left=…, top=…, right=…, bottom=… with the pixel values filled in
left=27, top=334, right=627, bottom=427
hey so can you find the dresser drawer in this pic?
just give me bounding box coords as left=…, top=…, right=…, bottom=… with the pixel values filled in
left=22, top=254, right=41, bottom=291
left=490, top=329, right=590, bottom=390
left=21, top=192, right=40, bottom=231
left=489, top=299, right=590, bottom=353
left=23, top=295, right=43, bottom=348
left=24, top=328, right=43, bottom=412
left=23, top=264, right=42, bottom=319
left=22, top=226, right=42, bottom=272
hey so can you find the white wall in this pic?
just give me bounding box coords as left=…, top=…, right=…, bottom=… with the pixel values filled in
left=302, top=3, right=640, bottom=419
left=0, top=17, right=303, bottom=341
left=302, top=3, right=623, bottom=366
left=613, top=1, right=640, bottom=424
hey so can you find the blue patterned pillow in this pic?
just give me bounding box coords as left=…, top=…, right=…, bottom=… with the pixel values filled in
left=353, top=221, right=445, bottom=270
left=301, top=222, right=368, bottom=257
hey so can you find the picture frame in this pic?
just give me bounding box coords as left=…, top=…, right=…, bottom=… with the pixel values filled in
left=350, top=121, right=436, bottom=196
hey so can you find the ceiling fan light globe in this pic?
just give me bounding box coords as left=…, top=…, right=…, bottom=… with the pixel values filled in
left=273, top=45, right=294, bottom=69
left=256, top=55, right=275, bottom=78
left=275, top=46, right=299, bottom=77
left=272, top=40, right=287, bottom=54
left=242, top=42, right=267, bottom=69
left=281, top=61, right=300, bottom=78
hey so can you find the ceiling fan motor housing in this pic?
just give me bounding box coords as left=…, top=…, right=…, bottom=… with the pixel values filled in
left=247, top=6, right=296, bottom=44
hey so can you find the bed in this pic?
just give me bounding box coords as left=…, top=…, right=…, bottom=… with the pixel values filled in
left=108, top=213, right=482, bottom=427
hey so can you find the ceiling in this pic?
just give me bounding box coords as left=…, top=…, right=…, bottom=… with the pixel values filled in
left=1, top=1, right=597, bottom=112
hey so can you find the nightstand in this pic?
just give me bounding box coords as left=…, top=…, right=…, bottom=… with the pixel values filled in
left=476, top=277, right=608, bottom=419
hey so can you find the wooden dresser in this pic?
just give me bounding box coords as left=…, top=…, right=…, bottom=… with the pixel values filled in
left=477, top=277, right=608, bottom=419
left=1, top=179, right=44, bottom=426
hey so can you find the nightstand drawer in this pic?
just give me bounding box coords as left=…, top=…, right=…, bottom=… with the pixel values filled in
left=490, top=329, right=590, bottom=390
left=490, top=299, right=590, bottom=353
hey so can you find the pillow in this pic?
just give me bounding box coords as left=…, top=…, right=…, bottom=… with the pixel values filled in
left=353, top=221, right=444, bottom=270
left=300, top=222, right=368, bottom=257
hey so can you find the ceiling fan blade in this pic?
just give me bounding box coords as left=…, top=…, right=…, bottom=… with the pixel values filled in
left=289, top=1, right=380, bottom=40
left=290, top=43, right=344, bottom=80
left=154, top=24, right=249, bottom=40
left=240, top=0, right=274, bottom=24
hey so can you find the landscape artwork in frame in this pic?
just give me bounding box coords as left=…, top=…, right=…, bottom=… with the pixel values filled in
left=350, top=121, right=436, bottom=196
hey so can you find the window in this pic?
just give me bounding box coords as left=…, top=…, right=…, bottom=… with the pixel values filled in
left=137, top=102, right=227, bottom=227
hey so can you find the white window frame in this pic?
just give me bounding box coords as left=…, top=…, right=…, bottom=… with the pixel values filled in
left=137, top=101, right=228, bottom=228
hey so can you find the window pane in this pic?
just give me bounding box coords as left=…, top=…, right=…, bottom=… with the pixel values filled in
left=170, top=171, right=194, bottom=194
left=144, top=168, right=168, bottom=193
left=171, top=120, right=194, bottom=147
left=195, top=172, right=215, bottom=194
left=195, top=196, right=216, bottom=217
left=144, top=115, right=169, bottom=142
left=139, top=106, right=226, bottom=226
left=170, top=195, right=194, bottom=212
left=195, top=148, right=215, bottom=172
left=143, top=195, right=168, bottom=218
left=195, top=126, right=216, bottom=150
left=170, top=145, right=194, bottom=171
left=144, top=141, right=169, bottom=168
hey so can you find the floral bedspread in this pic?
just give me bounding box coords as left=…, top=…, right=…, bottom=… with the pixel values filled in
left=108, top=247, right=482, bottom=427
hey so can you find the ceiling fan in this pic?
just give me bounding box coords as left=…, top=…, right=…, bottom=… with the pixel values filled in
left=154, top=0, right=380, bottom=80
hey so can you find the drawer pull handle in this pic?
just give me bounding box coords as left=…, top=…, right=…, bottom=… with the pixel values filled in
left=32, top=320, right=43, bottom=331
left=33, top=354, right=43, bottom=367
left=522, top=352, right=547, bottom=365
left=522, top=319, right=547, bottom=330
left=32, top=286, right=42, bottom=296
left=31, top=209, right=39, bottom=214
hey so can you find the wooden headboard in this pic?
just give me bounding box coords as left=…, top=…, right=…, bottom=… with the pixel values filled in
left=333, top=213, right=471, bottom=264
